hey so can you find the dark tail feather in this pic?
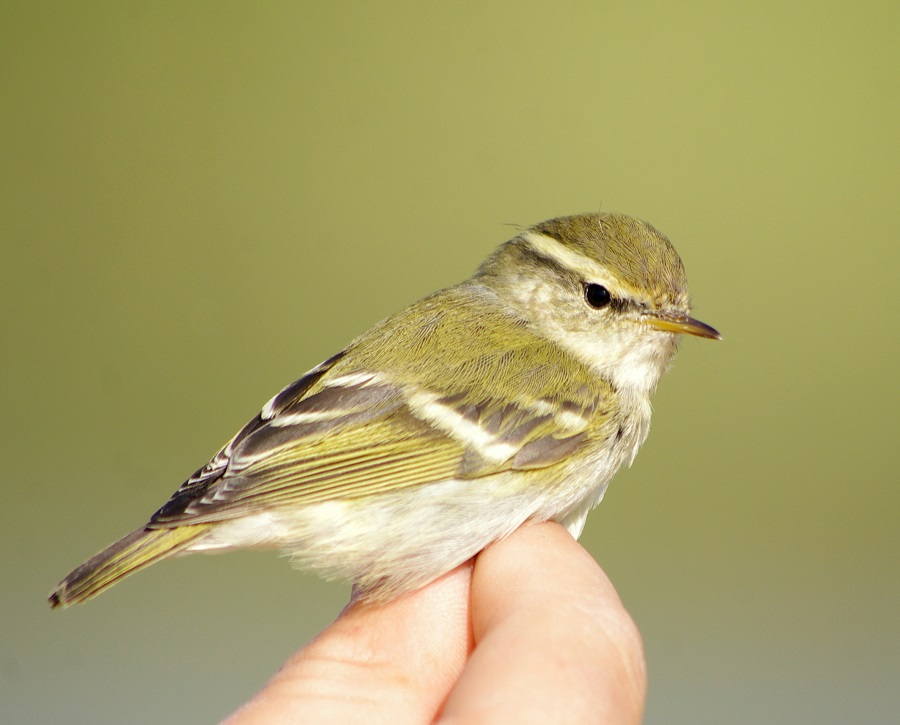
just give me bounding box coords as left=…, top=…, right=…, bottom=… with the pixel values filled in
left=49, top=524, right=208, bottom=608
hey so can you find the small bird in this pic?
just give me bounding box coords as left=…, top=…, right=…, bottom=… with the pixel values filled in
left=49, top=212, right=720, bottom=608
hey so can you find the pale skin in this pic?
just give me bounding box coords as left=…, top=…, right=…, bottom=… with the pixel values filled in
left=223, top=522, right=647, bottom=724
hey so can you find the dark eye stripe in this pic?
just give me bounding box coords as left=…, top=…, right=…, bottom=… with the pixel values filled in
left=516, top=243, right=575, bottom=280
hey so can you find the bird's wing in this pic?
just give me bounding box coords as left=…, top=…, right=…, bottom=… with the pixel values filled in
left=148, top=347, right=612, bottom=527
left=149, top=284, right=618, bottom=527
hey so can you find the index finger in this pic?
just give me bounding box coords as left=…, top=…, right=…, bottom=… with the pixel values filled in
left=438, top=522, right=647, bottom=724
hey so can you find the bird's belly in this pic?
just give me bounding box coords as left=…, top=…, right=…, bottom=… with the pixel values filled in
left=188, top=468, right=605, bottom=601
left=188, top=414, right=647, bottom=601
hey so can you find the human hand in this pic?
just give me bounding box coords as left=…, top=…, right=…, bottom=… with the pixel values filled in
left=223, top=522, right=646, bottom=724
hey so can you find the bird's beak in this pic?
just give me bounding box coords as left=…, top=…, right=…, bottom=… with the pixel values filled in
left=642, top=311, right=722, bottom=340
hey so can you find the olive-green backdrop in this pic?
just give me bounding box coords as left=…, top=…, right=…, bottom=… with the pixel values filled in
left=2, top=2, right=897, bottom=723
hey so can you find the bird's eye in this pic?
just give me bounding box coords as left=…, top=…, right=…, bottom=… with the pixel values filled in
left=584, top=284, right=612, bottom=309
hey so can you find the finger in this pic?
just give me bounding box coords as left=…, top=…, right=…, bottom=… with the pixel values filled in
left=438, top=523, right=646, bottom=725
left=224, top=562, right=473, bottom=725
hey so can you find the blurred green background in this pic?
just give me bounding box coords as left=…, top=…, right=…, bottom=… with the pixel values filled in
left=2, top=2, right=897, bottom=723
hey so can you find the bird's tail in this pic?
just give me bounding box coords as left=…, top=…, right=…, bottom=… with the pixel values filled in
left=49, top=524, right=209, bottom=608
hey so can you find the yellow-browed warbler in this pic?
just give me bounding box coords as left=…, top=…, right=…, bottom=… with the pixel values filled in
left=50, top=212, right=719, bottom=608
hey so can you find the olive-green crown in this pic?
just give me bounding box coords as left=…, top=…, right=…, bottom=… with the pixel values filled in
left=480, top=212, right=690, bottom=310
